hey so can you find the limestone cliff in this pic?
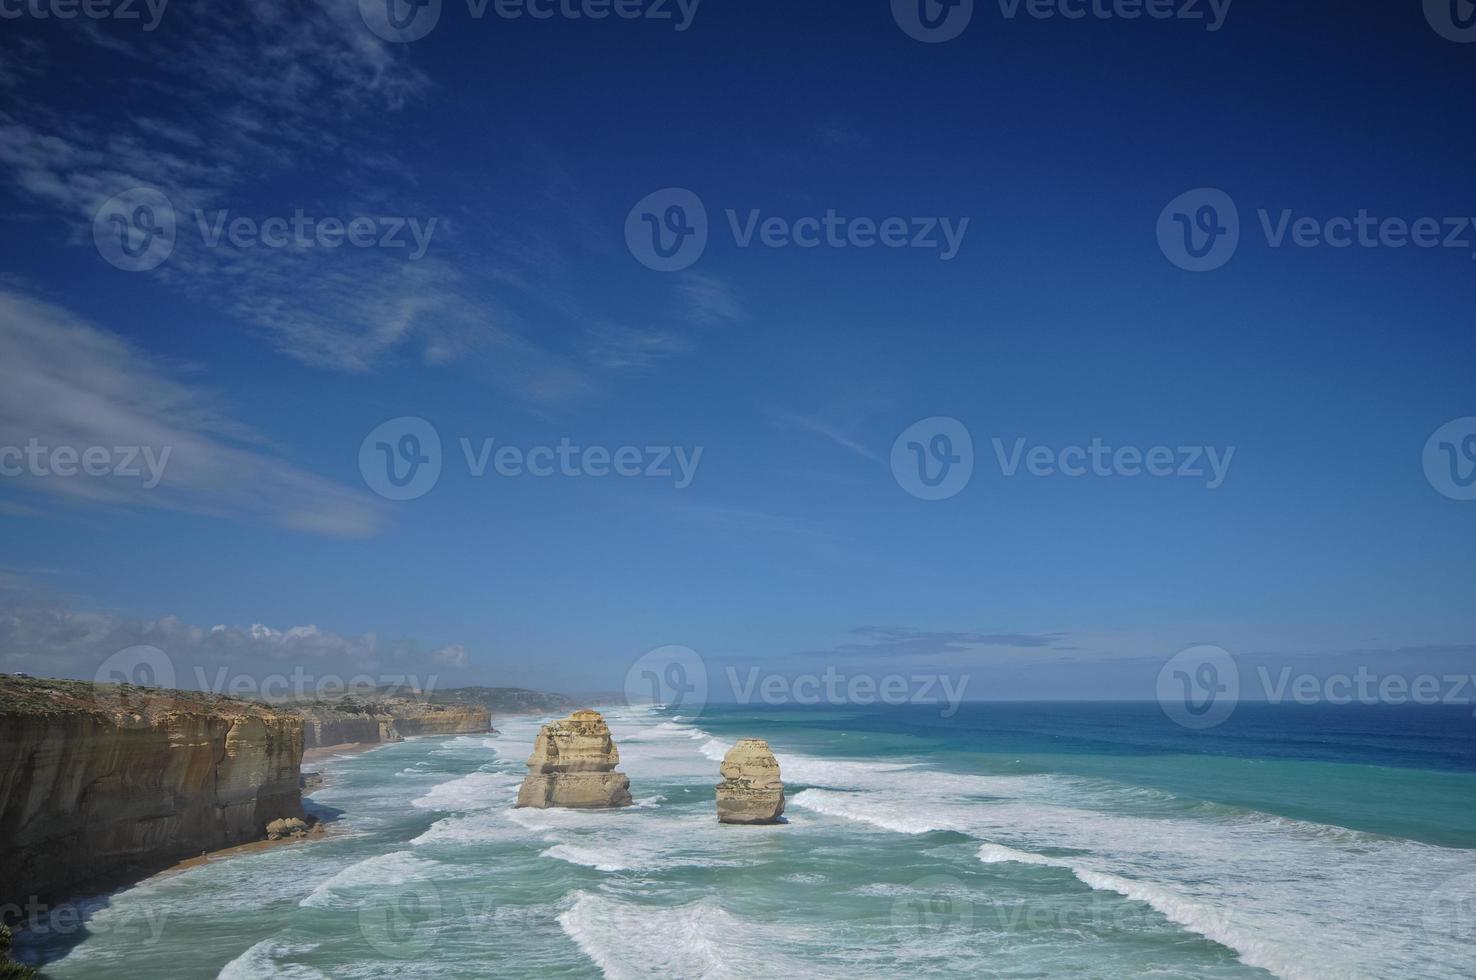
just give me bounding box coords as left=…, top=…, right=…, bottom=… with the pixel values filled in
left=0, top=676, right=305, bottom=913
left=294, top=697, right=490, bottom=749
left=715, top=739, right=785, bottom=824
left=515, top=709, right=632, bottom=809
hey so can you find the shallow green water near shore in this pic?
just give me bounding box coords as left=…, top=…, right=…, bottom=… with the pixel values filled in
left=15, top=703, right=1476, bottom=978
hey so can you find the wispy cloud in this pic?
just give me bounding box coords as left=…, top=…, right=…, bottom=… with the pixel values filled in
left=675, top=272, right=744, bottom=324
left=0, top=289, right=383, bottom=536
left=1, top=3, right=740, bottom=401
left=811, top=625, right=1072, bottom=661
left=766, top=408, right=882, bottom=462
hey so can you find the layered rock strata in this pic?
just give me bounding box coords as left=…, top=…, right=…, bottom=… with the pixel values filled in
left=514, top=709, right=632, bottom=809
left=295, top=697, right=490, bottom=750
left=715, top=738, right=785, bottom=824
left=0, top=676, right=305, bottom=912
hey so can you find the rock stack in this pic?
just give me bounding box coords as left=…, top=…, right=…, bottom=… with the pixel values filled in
left=715, top=739, right=786, bottom=824
left=515, top=709, right=633, bottom=809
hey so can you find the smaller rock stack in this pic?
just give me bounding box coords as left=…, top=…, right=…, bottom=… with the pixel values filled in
left=715, top=739, right=786, bottom=824
left=515, top=709, right=633, bottom=809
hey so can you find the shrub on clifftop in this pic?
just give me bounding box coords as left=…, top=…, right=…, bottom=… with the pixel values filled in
left=0, top=924, right=39, bottom=979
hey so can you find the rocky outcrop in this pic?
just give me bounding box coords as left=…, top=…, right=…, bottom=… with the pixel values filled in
left=0, top=676, right=305, bottom=913
left=715, top=739, right=785, bottom=824
left=265, top=817, right=312, bottom=840
left=294, top=697, right=489, bottom=750
left=515, top=709, right=632, bottom=809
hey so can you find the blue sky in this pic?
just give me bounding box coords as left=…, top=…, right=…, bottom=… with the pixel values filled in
left=0, top=0, right=1473, bottom=699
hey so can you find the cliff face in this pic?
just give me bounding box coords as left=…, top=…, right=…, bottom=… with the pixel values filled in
left=390, top=703, right=489, bottom=737
left=0, top=677, right=304, bottom=912
left=295, top=697, right=490, bottom=749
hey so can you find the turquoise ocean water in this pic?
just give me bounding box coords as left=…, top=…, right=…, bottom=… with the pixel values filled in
left=15, top=703, right=1476, bottom=978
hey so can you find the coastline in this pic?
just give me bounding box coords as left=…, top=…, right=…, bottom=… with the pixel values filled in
left=17, top=732, right=479, bottom=935
left=144, top=825, right=332, bottom=882
left=302, top=739, right=395, bottom=765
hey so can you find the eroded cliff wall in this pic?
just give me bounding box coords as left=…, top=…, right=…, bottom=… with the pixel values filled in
left=0, top=678, right=304, bottom=913
left=295, top=698, right=490, bottom=749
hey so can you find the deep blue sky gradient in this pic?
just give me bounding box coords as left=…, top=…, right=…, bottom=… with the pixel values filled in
left=1, top=0, right=1473, bottom=694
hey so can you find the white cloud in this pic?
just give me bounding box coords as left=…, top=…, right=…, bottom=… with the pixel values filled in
left=0, top=289, right=383, bottom=536
left=766, top=408, right=882, bottom=462
left=0, top=600, right=471, bottom=691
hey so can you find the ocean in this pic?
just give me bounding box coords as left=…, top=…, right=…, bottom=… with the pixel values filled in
left=15, top=703, right=1476, bottom=979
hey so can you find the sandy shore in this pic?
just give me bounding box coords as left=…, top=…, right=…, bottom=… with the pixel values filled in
left=146, top=745, right=383, bottom=882
left=301, top=740, right=395, bottom=765
left=149, top=829, right=328, bottom=880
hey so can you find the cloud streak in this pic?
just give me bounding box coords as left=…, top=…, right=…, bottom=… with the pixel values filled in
left=0, top=289, right=383, bottom=536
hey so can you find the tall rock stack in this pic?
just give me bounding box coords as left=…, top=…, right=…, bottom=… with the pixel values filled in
left=715, top=739, right=786, bottom=824
left=514, top=709, right=633, bottom=809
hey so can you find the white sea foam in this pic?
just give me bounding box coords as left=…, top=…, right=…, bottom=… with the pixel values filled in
left=298, top=852, right=441, bottom=910
left=410, top=770, right=520, bottom=811
left=558, top=891, right=847, bottom=980
left=790, top=789, right=955, bottom=835
left=790, top=770, right=1476, bottom=980
left=218, top=940, right=328, bottom=980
